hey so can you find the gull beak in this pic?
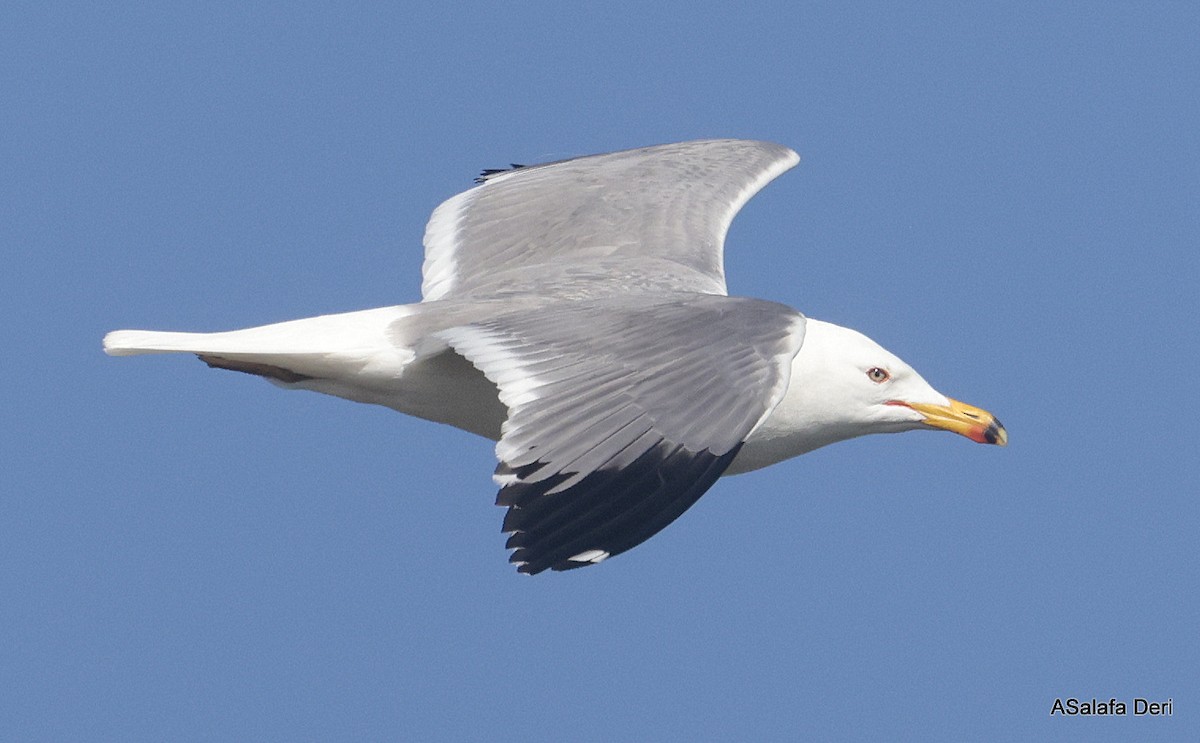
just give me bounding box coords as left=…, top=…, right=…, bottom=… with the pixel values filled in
left=892, top=398, right=1007, bottom=446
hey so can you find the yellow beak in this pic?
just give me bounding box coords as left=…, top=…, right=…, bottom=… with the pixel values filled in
left=893, top=398, right=1007, bottom=446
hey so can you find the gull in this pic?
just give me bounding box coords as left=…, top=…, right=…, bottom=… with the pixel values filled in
left=104, top=139, right=1006, bottom=574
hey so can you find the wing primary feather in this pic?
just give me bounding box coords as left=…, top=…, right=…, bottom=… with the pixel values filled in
left=503, top=441, right=742, bottom=575
left=474, top=163, right=528, bottom=184
left=506, top=447, right=679, bottom=560
left=501, top=431, right=668, bottom=538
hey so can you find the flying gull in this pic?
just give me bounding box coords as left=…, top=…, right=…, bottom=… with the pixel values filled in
left=104, top=139, right=1006, bottom=574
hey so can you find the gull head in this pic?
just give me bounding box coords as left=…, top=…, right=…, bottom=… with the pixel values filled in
left=738, top=318, right=1006, bottom=472
left=795, top=318, right=1005, bottom=444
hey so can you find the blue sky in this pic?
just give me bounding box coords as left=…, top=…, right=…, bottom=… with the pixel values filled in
left=4, top=3, right=1197, bottom=741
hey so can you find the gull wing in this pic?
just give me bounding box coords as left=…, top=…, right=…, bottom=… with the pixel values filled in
left=439, top=295, right=805, bottom=574
left=421, top=139, right=799, bottom=301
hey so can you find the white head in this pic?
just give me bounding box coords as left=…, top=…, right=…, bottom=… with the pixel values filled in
left=742, top=318, right=1005, bottom=470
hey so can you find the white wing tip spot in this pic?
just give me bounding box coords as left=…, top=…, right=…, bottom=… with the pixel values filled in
left=568, top=549, right=610, bottom=564
left=493, top=471, right=519, bottom=487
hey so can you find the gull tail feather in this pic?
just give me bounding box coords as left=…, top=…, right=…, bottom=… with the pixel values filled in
left=104, top=329, right=244, bottom=356
left=103, top=305, right=421, bottom=381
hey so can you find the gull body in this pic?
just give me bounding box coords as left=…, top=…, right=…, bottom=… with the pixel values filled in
left=105, top=140, right=1005, bottom=574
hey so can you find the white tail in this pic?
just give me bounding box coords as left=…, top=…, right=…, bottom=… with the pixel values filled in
left=104, top=329, right=236, bottom=356
left=104, top=305, right=419, bottom=381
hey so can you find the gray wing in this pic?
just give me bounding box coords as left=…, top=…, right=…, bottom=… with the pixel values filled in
left=438, top=295, right=806, bottom=574
left=421, top=139, right=799, bottom=301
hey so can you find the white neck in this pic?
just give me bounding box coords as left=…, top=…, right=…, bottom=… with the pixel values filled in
left=728, top=319, right=879, bottom=474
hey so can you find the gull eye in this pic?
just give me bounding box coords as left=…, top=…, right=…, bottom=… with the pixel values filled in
left=866, top=367, right=890, bottom=383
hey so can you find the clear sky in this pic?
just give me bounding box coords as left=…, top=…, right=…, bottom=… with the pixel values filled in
left=4, top=3, right=1197, bottom=741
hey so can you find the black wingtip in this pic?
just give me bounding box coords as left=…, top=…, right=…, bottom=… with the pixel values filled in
left=496, top=442, right=743, bottom=575
left=474, top=163, right=528, bottom=184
